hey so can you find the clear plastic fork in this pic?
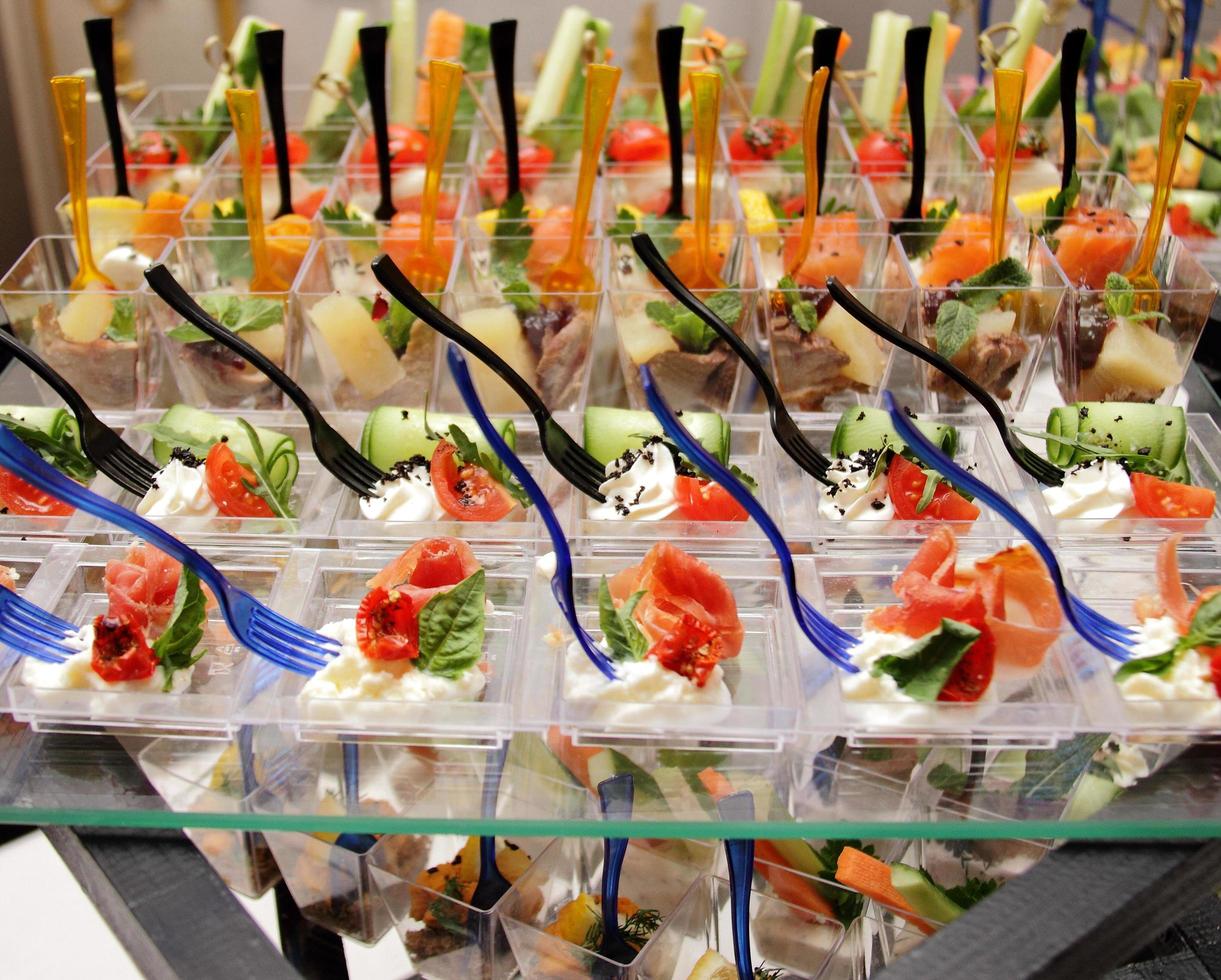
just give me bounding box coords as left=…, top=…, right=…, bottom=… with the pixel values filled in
left=882, top=391, right=1136, bottom=662
left=639, top=365, right=859, bottom=672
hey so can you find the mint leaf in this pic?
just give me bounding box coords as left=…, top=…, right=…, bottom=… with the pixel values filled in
left=777, top=274, right=819, bottom=333
left=319, top=201, right=376, bottom=238
left=960, top=257, right=1032, bottom=311
left=378, top=297, right=415, bottom=353
left=167, top=295, right=284, bottom=344
left=152, top=567, right=207, bottom=692
left=501, top=277, right=541, bottom=315
left=605, top=206, right=639, bottom=239
left=598, top=576, right=649, bottom=662
left=871, top=618, right=980, bottom=701
left=1039, top=171, right=1081, bottom=235
left=926, top=762, right=969, bottom=793
left=416, top=569, right=486, bottom=678
left=490, top=191, right=532, bottom=265
left=934, top=299, right=979, bottom=359
left=1103, top=272, right=1134, bottom=319
left=901, top=197, right=959, bottom=260
left=208, top=200, right=254, bottom=280
left=644, top=290, right=742, bottom=354
left=639, top=214, right=684, bottom=257
left=104, top=297, right=136, bottom=343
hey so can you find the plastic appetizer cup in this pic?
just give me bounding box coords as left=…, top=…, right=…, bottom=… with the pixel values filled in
left=466, top=120, right=589, bottom=214
left=519, top=551, right=803, bottom=751
left=600, top=164, right=742, bottom=225
left=797, top=543, right=1084, bottom=747
left=0, top=235, right=170, bottom=409
left=961, top=113, right=1108, bottom=206
left=899, top=232, right=1069, bottom=414
left=1053, top=235, right=1217, bottom=406
left=451, top=220, right=605, bottom=295
left=106, top=84, right=237, bottom=170
left=319, top=168, right=471, bottom=234
left=135, top=735, right=281, bottom=898
left=252, top=548, right=529, bottom=747
left=182, top=166, right=340, bottom=236
left=760, top=234, right=915, bottom=413
left=734, top=170, right=887, bottom=243
left=722, top=117, right=858, bottom=177
left=500, top=835, right=707, bottom=980
left=636, top=872, right=847, bottom=979
left=0, top=542, right=288, bottom=737
left=293, top=236, right=448, bottom=411
left=147, top=235, right=315, bottom=411
left=56, top=162, right=199, bottom=258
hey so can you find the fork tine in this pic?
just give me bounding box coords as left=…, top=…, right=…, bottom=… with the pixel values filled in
left=331, top=456, right=380, bottom=495
left=250, top=607, right=340, bottom=653
left=339, top=444, right=385, bottom=483
left=5, top=607, right=77, bottom=643
left=244, top=629, right=329, bottom=672
left=111, top=440, right=159, bottom=476
left=104, top=453, right=155, bottom=495
left=0, top=590, right=77, bottom=633
left=0, top=626, right=73, bottom=662
left=247, top=620, right=336, bottom=662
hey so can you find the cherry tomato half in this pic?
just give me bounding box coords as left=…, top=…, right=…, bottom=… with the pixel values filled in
left=937, top=621, right=996, bottom=703
left=355, top=587, right=421, bottom=661
left=1169, top=202, right=1216, bottom=238
left=204, top=443, right=275, bottom=518
left=887, top=455, right=981, bottom=522
left=650, top=611, right=725, bottom=687
left=261, top=132, right=310, bottom=169
left=727, top=119, right=798, bottom=162
left=90, top=614, right=158, bottom=682
left=354, top=124, right=429, bottom=173
left=477, top=138, right=555, bottom=204
left=1131, top=472, right=1217, bottom=519
left=0, top=466, right=73, bottom=517
left=674, top=475, right=748, bottom=522
left=430, top=440, right=516, bottom=522
left=125, top=130, right=188, bottom=184
left=606, top=119, right=670, bottom=163
left=855, top=130, right=912, bottom=179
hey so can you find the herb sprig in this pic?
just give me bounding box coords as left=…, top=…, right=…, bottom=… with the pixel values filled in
left=167, top=295, right=283, bottom=344
left=0, top=413, right=95, bottom=482
left=580, top=906, right=662, bottom=951
left=446, top=424, right=531, bottom=509
left=152, top=567, right=208, bottom=692
left=598, top=576, right=649, bottom=662
left=234, top=418, right=296, bottom=518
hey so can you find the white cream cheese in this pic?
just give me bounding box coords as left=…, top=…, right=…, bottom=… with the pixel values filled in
left=299, top=618, right=486, bottom=702
left=818, top=452, right=894, bottom=521
left=359, top=460, right=444, bottom=522
left=1093, top=737, right=1150, bottom=789
left=1042, top=459, right=1135, bottom=520
left=21, top=623, right=194, bottom=693
left=1115, top=615, right=1217, bottom=702
left=98, top=244, right=154, bottom=291
left=562, top=643, right=731, bottom=725
left=839, top=630, right=920, bottom=702
left=137, top=457, right=219, bottom=518
left=589, top=441, right=680, bottom=521
left=534, top=551, right=557, bottom=580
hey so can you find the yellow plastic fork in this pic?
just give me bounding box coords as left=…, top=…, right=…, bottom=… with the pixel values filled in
left=226, top=89, right=288, bottom=294
left=51, top=76, right=113, bottom=291
left=1126, top=78, right=1203, bottom=311
left=786, top=66, right=831, bottom=277
left=541, top=63, right=621, bottom=295
left=397, top=59, right=464, bottom=295
left=988, top=68, right=1026, bottom=266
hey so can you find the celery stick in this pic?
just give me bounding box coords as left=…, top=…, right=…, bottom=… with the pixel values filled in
left=388, top=0, right=418, bottom=126
left=925, top=11, right=949, bottom=127
left=861, top=11, right=911, bottom=127
left=201, top=16, right=273, bottom=124
left=522, top=6, right=591, bottom=134
left=652, top=3, right=706, bottom=119
left=751, top=0, right=800, bottom=117
left=975, top=0, right=1048, bottom=113
left=304, top=8, right=366, bottom=129
left=775, top=14, right=818, bottom=119
left=555, top=17, right=611, bottom=122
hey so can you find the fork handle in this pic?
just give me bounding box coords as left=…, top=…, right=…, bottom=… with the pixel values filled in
left=255, top=29, right=295, bottom=220
left=811, top=27, right=841, bottom=210
left=145, top=265, right=324, bottom=429
left=657, top=25, right=686, bottom=219
left=359, top=26, right=395, bottom=223
left=83, top=18, right=129, bottom=198
left=1058, top=28, right=1087, bottom=194
left=372, top=254, right=551, bottom=421
left=489, top=20, right=520, bottom=199
left=900, top=27, right=931, bottom=224
left=0, top=316, right=105, bottom=431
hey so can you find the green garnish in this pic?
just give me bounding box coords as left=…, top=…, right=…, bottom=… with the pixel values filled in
left=234, top=417, right=296, bottom=519
left=581, top=906, right=662, bottom=951
left=105, top=297, right=137, bottom=343
left=605, top=206, right=639, bottom=240
left=813, top=839, right=875, bottom=924
left=1016, top=427, right=1178, bottom=480
left=944, top=875, right=1001, bottom=910
left=0, top=412, right=95, bottom=482
left=926, top=762, right=970, bottom=793
left=490, top=192, right=532, bottom=266
left=319, top=201, right=377, bottom=238
left=166, top=295, right=283, bottom=344
left=416, top=568, right=486, bottom=678
left=776, top=274, right=820, bottom=333
left=645, top=288, right=742, bottom=354
left=425, top=875, right=469, bottom=938
left=933, top=257, right=1031, bottom=358
left=208, top=200, right=254, bottom=281
left=446, top=423, right=531, bottom=509
left=598, top=576, right=649, bottom=662
left=871, top=618, right=981, bottom=701
left=1039, top=171, right=1080, bottom=236
left=1102, top=272, right=1169, bottom=323
left=901, top=197, right=959, bottom=260
left=1119, top=592, right=1221, bottom=682
left=152, top=567, right=208, bottom=692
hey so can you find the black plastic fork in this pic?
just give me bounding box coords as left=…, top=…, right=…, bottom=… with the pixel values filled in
left=0, top=318, right=157, bottom=496
left=371, top=254, right=607, bottom=501
left=825, top=276, right=1066, bottom=487
left=631, top=232, right=835, bottom=486
left=144, top=264, right=385, bottom=496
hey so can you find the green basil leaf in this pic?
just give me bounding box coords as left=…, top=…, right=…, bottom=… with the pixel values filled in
left=1038, top=171, right=1081, bottom=235
left=416, top=569, right=486, bottom=678
left=871, top=618, right=980, bottom=701
left=934, top=299, right=979, bottom=359
left=104, top=297, right=137, bottom=343
left=152, top=567, right=207, bottom=692
left=1114, top=649, right=1177, bottom=682
left=598, top=576, right=649, bottom=662
left=1181, top=591, right=1221, bottom=652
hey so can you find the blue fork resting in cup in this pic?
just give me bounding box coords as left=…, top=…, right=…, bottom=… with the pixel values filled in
left=446, top=345, right=618, bottom=681
left=639, top=365, right=860, bottom=673
left=0, top=426, right=337, bottom=676
left=882, top=392, right=1136, bottom=663
left=0, top=584, right=83, bottom=665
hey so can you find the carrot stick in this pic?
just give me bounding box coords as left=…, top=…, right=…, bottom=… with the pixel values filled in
left=754, top=841, right=837, bottom=920
left=837, top=31, right=852, bottom=60
left=416, top=9, right=465, bottom=126
left=697, top=766, right=736, bottom=801
left=944, top=23, right=963, bottom=62
left=835, top=846, right=936, bottom=935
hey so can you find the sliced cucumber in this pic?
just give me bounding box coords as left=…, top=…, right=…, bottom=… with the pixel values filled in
left=359, top=407, right=516, bottom=470
left=523, top=6, right=593, bottom=134
left=388, top=0, right=418, bottom=126
left=1063, top=771, right=1122, bottom=821
left=583, top=407, right=730, bottom=466
left=0, top=406, right=81, bottom=447
left=773, top=14, right=818, bottom=120
left=1044, top=403, right=1188, bottom=476
left=504, top=733, right=587, bottom=818
left=890, top=862, right=964, bottom=924
left=147, top=405, right=299, bottom=489
left=201, top=16, right=273, bottom=126
left=304, top=9, right=366, bottom=129
left=829, top=407, right=958, bottom=458
left=585, top=749, right=666, bottom=809
left=861, top=11, right=911, bottom=128
left=1022, top=34, right=1096, bottom=120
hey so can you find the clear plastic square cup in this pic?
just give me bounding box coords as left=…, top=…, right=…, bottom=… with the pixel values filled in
left=500, top=836, right=708, bottom=979
left=733, top=171, right=886, bottom=240
left=1054, top=234, right=1218, bottom=405
left=961, top=113, right=1108, bottom=204
left=636, top=873, right=847, bottom=979
left=0, top=236, right=171, bottom=409
left=123, top=84, right=238, bottom=168
left=722, top=118, right=858, bottom=178
left=182, top=166, right=339, bottom=235
left=293, top=235, right=450, bottom=411
left=148, top=236, right=314, bottom=411
left=600, top=164, right=741, bottom=225
left=466, top=120, right=589, bottom=215
left=760, top=233, right=915, bottom=412
left=57, top=163, right=199, bottom=257
left=320, top=168, right=471, bottom=235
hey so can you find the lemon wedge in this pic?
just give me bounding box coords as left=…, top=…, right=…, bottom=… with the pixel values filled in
left=1013, top=185, right=1061, bottom=218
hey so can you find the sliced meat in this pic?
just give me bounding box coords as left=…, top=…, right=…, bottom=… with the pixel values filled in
left=770, top=323, right=854, bottom=411
left=179, top=340, right=282, bottom=410
left=930, top=331, right=1029, bottom=401
left=34, top=302, right=137, bottom=408
left=624, top=344, right=737, bottom=411
left=536, top=309, right=591, bottom=409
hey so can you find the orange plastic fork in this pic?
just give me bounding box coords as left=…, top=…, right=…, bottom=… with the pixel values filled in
left=226, top=89, right=289, bottom=294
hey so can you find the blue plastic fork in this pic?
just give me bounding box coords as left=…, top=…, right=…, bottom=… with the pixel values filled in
left=0, top=427, right=338, bottom=675
left=0, top=585, right=80, bottom=664
left=446, top=344, right=618, bottom=681
left=639, top=366, right=859, bottom=673
left=717, top=791, right=757, bottom=980
left=882, top=391, right=1135, bottom=662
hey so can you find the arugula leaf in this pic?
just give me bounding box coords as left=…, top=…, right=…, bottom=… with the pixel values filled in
left=234, top=417, right=296, bottom=519
left=944, top=876, right=1000, bottom=910
left=901, top=197, right=959, bottom=260
left=208, top=200, right=254, bottom=281
left=166, top=295, right=284, bottom=344
left=914, top=468, right=944, bottom=514
left=319, top=201, right=377, bottom=239
left=933, top=299, right=980, bottom=359
left=776, top=274, right=820, bottom=333
left=959, top=257, right=1032, bottom=310
left=416, top=569, right=486, bottom=678
left=446, top=423, right=532, bottom=509
left=490, top=192, right=533, bottom=266
left=104, top=297, right=137, bottom=343
left=0, top=413, right=95, bottom=482
left=871, top=618, right=981, bottom=701
left=605, top=206, right=639, bottom=239
left=598, top=576, right=649, bottom=662
left=926, top=762, right=969, bottom=793
left=1103, top=271, right=1169, bottom=323
left=728, top=462, right=758, bottom=493
left=1039, top=171, right=1081, bottom=235
left=645, top=289, right=743, bottom=354
left=152, top=567, right=207, bottom=692
left=820, top=195, right=853, bottom=215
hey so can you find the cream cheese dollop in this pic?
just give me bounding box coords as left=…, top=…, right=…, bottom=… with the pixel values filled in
left=136, top=456, right=219, bottom=519
left=359, top=458, right=445, bottom=522
left=21, top=623, right=194, bottom=693
left=98, top=244, right=154, bottom=291
left=1115, top=615, right=1217, bottom=703
left=839, top=629, right=920, bottom=702
left=589, top=439, right=680, bottom=521
left=1042, top=459, right=1135, bottom=520
left=818, top=451, right=894, bottom=521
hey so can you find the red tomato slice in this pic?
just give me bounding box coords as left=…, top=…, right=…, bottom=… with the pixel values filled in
left=1131, top=472, right=1217, bottom=519
left=293, top=186, right=327, bottom=218
left=353, top=124, right=429, bottom=173
left=937, top=621, right=996, bottom=703
left=728, top=119, right=798, bottom=163
left=429, top=440, right=516, bottom=522
left=204, top=443, right=274, bottom=518
left=1169, top=202, right=1216, bottom=238
left=674, top=475, right=748, bottom=522
left=887, top=455, right=980, bottom=522
left=355, top=586, right=422, bottom=661
left=125, top=130, right=187, bottom=184
left=606, top=120, right=670, bottom=163
left=855, top=130, right=911, bottom=178
left=649, top=611, right=725, bottom=687
left=0, top=466, right=73, bottom=517
left=367, top=536, right=482, bottom=591
left=477, top=138, right=555, bottom=203
left=261, top=132, right=310, bottom=168
left=975, top=123, right=1041, bottom=160
left=91, top=614, right=158, bottom=682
